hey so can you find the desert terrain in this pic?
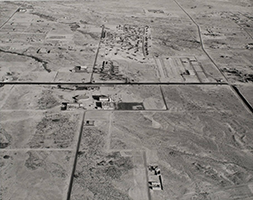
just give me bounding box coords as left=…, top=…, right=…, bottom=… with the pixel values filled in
left=1, top=0, right=253, bottom=200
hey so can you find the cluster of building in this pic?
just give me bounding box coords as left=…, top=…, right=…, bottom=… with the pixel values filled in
left=60, top=93, right=115, bottom=111
left=102, top=24, right=151, bottom=62
left=58, top=84, right=117, bottom=111
left=92, top=95, right=115, bottom=110
left=148, top=165, right=163, bottom=191
left=93, top=24, right=153, bottom=82
left=93, top=60, right=125, bottom=81
left=59, top=85, right=101, bottom=111
left=143, top=26, right=150, bottom=57
left=2, top=72, right=15, bottom=82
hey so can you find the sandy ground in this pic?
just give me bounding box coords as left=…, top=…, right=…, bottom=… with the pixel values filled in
left=1, top=0, right=253, bottom=200
left=110, top=111, right=253, bottom=200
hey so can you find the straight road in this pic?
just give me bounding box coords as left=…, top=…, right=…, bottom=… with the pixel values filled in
left=90, top=25, right=105, bottom=83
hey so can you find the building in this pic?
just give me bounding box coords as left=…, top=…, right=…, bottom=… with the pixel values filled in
left=85, top=120, right=95, bottom=126
left=148, top=181, right=162, bottom=190
left=73, top=66, right=88, bottom=73
left=99, top=96, right=109, bottom=102
left=60, top=102, right=85, bottom=110
left=61, top=102, right=68, bottom=110
left=189, top=57, right=197, bottom=62
left=181, top=58, right=188, bottom=63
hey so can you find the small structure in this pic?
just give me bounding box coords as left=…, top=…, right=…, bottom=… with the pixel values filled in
left=189, top=57, right=197, bottom=62
left=187, top=70, right=195, bottom=75
left=85, top=120, right=95, bottom=126
left=182, top=69, right=195, bottom=76
left=181, top=58, right=188, bottom=63
left=18, top=8, right=27, bottom=12
left=61, top=102, right=68, bottom=110
left=132, top=105, right=144, bottom=110
left=3, top=72, right=14, bottom=82
left=60, top=102, right=85, bottom=110
left=96, top=102, right=102, bottom=109
left=92, top=95, right=108, bottom=101
left=99, top=96, right=109, bottom=102
left=246, top=43, right=253, bottom=49
left=216, top=79, right=223, bottom=83
left=148, top=165, right=161, bottom=175
left=37, top=48, right=48, bottom=54
left=148, top=181, right=162, bottom=190
left=72, top=66, right=88, bottom=73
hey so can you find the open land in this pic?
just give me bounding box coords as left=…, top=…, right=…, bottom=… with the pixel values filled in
left=0, top=0, right=253, bottom=200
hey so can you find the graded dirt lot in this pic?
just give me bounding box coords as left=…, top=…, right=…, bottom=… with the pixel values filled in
left=161, top=85, right=248, bottom=113
left=0, top=111, right=82, bottom=149
left=0, top=109, right=82, bottom=200
left=0, top=150, right=73, bottom=200
left=71, top=112, right=149, bottom=200
left=207, top=49, right=253, bottom=84
left=1, top=0, right=253, bottom=200
left=237, top=84, right=253, bottom=108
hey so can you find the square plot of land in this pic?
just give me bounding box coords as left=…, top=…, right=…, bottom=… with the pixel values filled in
left=0, top=85, right=13, bottom=108
left=201, top=27, right=252, bottom=49
left=0, top=150, right=73, bottom=200
left=161, top=85, right=247, bottom=113
left=245, top=28, right=253, bottom=38
left=0, top=111, right=82, bottom=149
left=237, top=84, right=253, bottom=108
left=71, top=150, right=149, bottom=200
left=79, top=112, right=111, bottom=151
left=205, top=49, right=253, bottom=83
left=18, top=71, right=57, bottom=82
left=207, top=49, right=253, bottom=67
left=153, top=56, right=218, bottom=83
left=151, top=24, right=201, bottom=53
left=0, top=3, right=18, bottom=25
left=0, top=85, right=61, bottom=110
left=84, top=110, right=112, bottom=121
left=54, top=72, right=91, bottom=83
left=93, top=58, right=160, bottom=83
left=0, top=58, right=45, bottom=83
left=93, top=24, right=161, bottom=83
left=189, top=12, right=241, bottom=28
left=110, top=111, right=253, bottom=200
left=73, top=114, right=149, bottom=200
